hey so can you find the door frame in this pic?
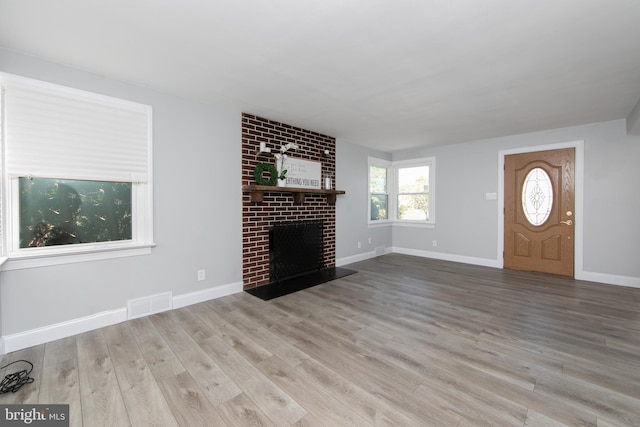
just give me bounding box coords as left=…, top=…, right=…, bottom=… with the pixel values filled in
left=497, top=140, right=584, bottom=279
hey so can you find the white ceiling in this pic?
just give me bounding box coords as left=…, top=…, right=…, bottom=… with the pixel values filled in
left=1, top=0, right=640, bottom=152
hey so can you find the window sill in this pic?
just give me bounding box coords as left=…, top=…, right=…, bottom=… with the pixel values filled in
left=368, top=221, right=435, bottom=229
left=392, top=221, right=435, bottom=229
left=2, top=242, right=156, bottom=271
left=368, top=220, right=392, bottom=228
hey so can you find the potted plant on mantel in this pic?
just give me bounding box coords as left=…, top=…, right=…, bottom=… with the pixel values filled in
left=273, top=142, right=299, bottom=186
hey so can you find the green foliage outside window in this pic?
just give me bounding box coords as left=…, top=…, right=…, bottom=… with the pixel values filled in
left=398, top=194, right=429, bottom=220
left=369, top=166, right=387, bottom=193
left=370, top=165, right=388, bottom=220
left=19, top=177, right=132, bottom=248
left=371, top=194, right=388, bottom=221
left=397, top=166, right=429, bottom=220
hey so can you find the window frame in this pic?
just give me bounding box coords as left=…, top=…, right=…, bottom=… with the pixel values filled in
left=0, top=73, right=154, bottom=270
left=368, top=156, right=435, bottom=229
left=393, top=157, right=435, bottom=227
left=368, top=157, right=391, bottom=225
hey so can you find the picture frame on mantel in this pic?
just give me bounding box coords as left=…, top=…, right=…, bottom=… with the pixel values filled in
left=277, top=157, right=322, bottom=189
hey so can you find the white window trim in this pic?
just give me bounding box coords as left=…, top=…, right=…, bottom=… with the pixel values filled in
left=368, top=156, right=436, bottom=229
left=0, top=73, right=154, bottom=270
left=3, top=243, right=155, bottom=271
left=368, top=157, right=392, bottom=226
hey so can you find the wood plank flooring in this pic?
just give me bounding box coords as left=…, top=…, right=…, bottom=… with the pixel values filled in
left=2, top=254, right=639, bottom=426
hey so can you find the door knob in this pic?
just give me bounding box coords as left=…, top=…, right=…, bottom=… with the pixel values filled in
left=560, top=220, right=573, bottom=225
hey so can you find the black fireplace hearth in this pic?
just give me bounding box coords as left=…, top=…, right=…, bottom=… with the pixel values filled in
left=245, top=267, right=356, bottom=301
left=245, top=219, right=356, bottom=300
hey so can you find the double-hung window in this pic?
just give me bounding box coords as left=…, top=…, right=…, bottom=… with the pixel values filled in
left=0, top=73, right=154, bottom=269
left=395, top=158, right=434, bottom=224
left=368, top=158, right=390, bottom=223
left=368, top=156, right=435, bottom=227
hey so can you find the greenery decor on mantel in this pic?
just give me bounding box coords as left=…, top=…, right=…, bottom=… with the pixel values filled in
left=254, top=143, right=299, bottom=187
left=253, top=163, right=278, bottom=186
left=273, top=142, right=299, bottom=183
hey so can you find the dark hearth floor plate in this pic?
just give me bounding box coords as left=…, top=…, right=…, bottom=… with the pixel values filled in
left=245, top=267, right=357, bottom=301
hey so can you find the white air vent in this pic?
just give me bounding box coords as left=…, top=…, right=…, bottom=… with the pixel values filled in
left=127, top=292, right=172, bottom=320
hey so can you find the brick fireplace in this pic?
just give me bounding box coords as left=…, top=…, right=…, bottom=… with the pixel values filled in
left=241, top=113, right=337, bottom=290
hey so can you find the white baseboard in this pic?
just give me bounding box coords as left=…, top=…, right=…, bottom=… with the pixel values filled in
left=2, top=308, right=128, bottom=354
left=344, top=246, right=639, bottom=289
left=579, top=271, right=640, bottom=289
left=391, top=247, right=501, bottom=268
left=336, top=249, right=382, bottom=267
left=1, top=281, right=243, bottom=355
left=336, top=246, right=392, bottom=267
left=173, top=281, right=243, bottom=309
left=336, top=247, right=497, bottom=269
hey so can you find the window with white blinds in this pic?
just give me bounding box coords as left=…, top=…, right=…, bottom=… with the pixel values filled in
left=2, top=74, right=151, bottom=182
left=0, top=73, right=154, bottom=267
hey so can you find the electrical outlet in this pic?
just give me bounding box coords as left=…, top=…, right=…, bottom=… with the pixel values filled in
left=368, top=237, right=372, bottom=244
left=197, top=269, right=206, bottom=281
left=432, top=240, right=438, bottom=247
left=357, top=241, right=362, bottom=249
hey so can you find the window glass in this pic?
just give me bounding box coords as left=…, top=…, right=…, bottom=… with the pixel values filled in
left=398, top=166, right=429, bottom=193
left=522, top=167, right=553, bottom=226
left=19, top=177, right=132, bottom=248
left=368, top=157, right=434, bottom=226
left=369, top=166, right=387, bottom=193
left=370, top=194, right=388, bottom=221
left=369, top=164, right=389, bottom=221
left=397, top=165, right=430, bottom=221
left=398, top=194, right=429, bottom=220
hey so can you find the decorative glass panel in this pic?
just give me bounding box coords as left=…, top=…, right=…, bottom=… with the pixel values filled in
left=522, top=168, right=553, bottom=226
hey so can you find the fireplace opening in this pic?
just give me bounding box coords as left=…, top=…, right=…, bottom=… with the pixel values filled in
left=245, top=219, right=356, bottom=301
left=270, top=220, right=325, bottom=282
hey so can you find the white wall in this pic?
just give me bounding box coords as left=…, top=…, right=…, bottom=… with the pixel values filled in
left=2, top=47, right=638, bottom=353
left=0, top=49, right=243, bottom=351
left=337, top=120, right=640, bottom=287
left=627, top=97, right=640, bottom=134
left=335, top=140, right=392, bottom=265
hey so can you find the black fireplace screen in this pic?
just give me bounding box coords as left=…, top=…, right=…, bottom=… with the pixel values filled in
left=270, top=220, right=325, bottom=282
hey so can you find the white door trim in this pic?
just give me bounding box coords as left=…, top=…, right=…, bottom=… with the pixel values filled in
left=498, top=141, right=585, bottom=279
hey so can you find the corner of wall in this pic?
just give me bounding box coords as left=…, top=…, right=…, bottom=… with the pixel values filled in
left=626, top=97, right=640, bottom=134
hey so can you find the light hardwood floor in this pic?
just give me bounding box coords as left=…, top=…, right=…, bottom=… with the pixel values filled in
left=2, top=254, right=639, bottom=426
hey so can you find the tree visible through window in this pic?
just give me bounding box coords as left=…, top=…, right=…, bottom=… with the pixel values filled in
left=397, top=166, right=429, bottom=221
left=1, top=73, right=153, bottom=267
left=368, top=156, right=435, bottom=226
left=19, top=177, right=132, bottom=248
left=369, top=165, right=388, bottom=221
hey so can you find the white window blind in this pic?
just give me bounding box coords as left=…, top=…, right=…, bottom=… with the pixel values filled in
left=1, top=73, right=152, bottom=183
left=0, top=73, right=154, bottom=268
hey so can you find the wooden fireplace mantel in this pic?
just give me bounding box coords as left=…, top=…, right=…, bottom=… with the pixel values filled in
left=242, top=185, right=346, bottom=205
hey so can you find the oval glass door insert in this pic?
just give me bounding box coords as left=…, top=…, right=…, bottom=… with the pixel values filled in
left=522, top=167, right=553, bottom=226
